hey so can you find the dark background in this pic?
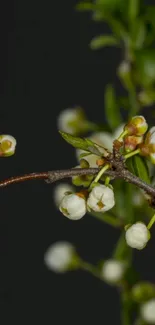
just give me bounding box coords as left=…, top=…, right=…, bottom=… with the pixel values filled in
left=0, top=1, right=155, bottom=324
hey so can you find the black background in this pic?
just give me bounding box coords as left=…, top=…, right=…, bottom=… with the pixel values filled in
left=0, top=1, right=155, bottom=324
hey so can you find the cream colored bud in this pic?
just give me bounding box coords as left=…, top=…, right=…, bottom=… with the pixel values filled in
left=87, top=184, right=115, bottom=212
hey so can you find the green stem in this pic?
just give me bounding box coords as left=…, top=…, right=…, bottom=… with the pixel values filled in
left=80, top=261, right=101, bottom=280
left=124, top=148, right=140, bottom=160
left=93, top=164, right=110, bottom=183
left=147, top=213, right=155, bottom=230
left=105, top=176, right=110, bottom=186
left=90, top=211, right=122, bottom=228
left=117, top=130, right=128, bottom=141
left=121, top=291, right=131, bottom=325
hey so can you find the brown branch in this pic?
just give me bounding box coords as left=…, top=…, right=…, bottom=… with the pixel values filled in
left=0, top=168, right=155, bottom=203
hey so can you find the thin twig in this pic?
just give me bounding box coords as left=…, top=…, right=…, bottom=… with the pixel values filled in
left=0, top=168, right=155, bottom=202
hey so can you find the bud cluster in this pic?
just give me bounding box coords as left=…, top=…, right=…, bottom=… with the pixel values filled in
left=56, top=183, right=115, bottom=220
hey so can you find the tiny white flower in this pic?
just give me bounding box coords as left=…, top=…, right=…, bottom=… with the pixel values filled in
left=141, top=299, right=155, bottom=324
left=101, top=259, right=125, bottom=284
left=59, top=193, right=86, bottom=220
left=0, top=134, right=17, bottom=156
left=53, top=183, right=74, bottom=207
left=87, top=184, right=115, bottom=212
left=125, top=222, right=150, bottom=250
left=44, top=241, right=75, bottom=273
left=57, top=107, right=84, bottom=135
left=76, top=124, right=125, bottom=167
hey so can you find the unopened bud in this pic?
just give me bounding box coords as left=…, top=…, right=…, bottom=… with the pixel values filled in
left=59, top=193, right=87, bottom=220
left=0, top=135, right=17, bottom=157
left=145, top=127, right=155, bottom=163
left=53, top=183, right=74, bottom=207
left=124, top=116, right=148, bottom=136
left=101, top=259, right=126, bottom=284
left=124, top=135, right=143, bottom=152
left=87, top=184, right=115, bottom=212
left=44, top=241, right=77, bottom=273
left=57, top=107, right=86, bottom=135
left=125, top=222, right=150, bottom=250
left=141, top=299, right=155, bottom=324
left=132, top=282, right=155, bottom=303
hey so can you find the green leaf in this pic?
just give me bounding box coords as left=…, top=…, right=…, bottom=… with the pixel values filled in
left=128, top=0, right=139, bottom=21
left=76, top=2, right=96, bottom=11
left=90, top=35, right=119, bottom=50
left=130, top=20, right=146, bottom=50
left=104, top=84, right=122, bottom=130
left=135, top=49, right=155, bottom=86
left=95, top=0, right=124, bottom=11
left=59, top=131, right=102, bottom=156
left=145, top=6, right=155, bottom=30
left=126, top=156, right=150, bottom=184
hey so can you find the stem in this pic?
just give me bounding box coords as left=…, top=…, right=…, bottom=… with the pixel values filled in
left=90, top=211, right=123, bottom=228
left=117, top=130, right=128, bottom=141
left=93, top=164, right=110, bottom=184
left=121, top=291, right=131, bottom=325
left=105, top=176, right=110, bottom=186
left=80, top=261, right=101, bottom=280
left=124, top=148, right=140, bottom=160
left=147, top=214, right=155, bottom=230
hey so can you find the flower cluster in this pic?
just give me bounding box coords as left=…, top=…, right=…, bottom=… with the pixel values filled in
left=58, top=183, right=115, bottom=220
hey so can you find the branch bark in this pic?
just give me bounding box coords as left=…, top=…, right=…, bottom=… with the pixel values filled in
left=0, top=168, right=155, bottom=204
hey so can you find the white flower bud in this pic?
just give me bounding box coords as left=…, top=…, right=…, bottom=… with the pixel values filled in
left=53, top=183, right=74, bottom=207
left=57, top=107, right=85, bottom=135
left=0, top=134, right=17, bottom=156
left=87, top=184, right=115, bottom=212
left=140, top=299, right=155, bottom=324
left=101, top=259, right=125, bottom=284
left=145, top=127, right=155, bottom=163
left=59, top=193, right=86, bottom=220
left=125, top=222, right=150, bottom=250
left=124, top=115, right=148, bottom=136
left=44, top=241, right=75, bottom=273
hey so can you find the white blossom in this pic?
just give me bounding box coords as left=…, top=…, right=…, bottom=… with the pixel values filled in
left=140, top=299, right=155, bottom=324
left=57, top=108, right=84, bottom=135
left=59, top=193, right=86, bottom=220
left=0, top=134, right=17, bottom=156
left=53, top=183, right=74, bottom=207
left=101, top=259, right=125, bottom=284
left=44, top=241, right=75, bottom=273
left=76, top=124, right=125, bottom=167
left=87, top=184, right=115, bottom=212
left=125, top=222, right=150, bottom=250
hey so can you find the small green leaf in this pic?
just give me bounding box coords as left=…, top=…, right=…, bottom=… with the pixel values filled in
left=59, top=131, right=102, bottom=156
left=76, top=2, right=96, bottom=11
left=135, top=49, right=155, bottom=86
left=104, top=84, right=122, bottom=130
left=128, top=0, right=139, bottom=21
left=90, top=35, right=119, bottom=50
left=126, top=156, right=150, bottom=184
